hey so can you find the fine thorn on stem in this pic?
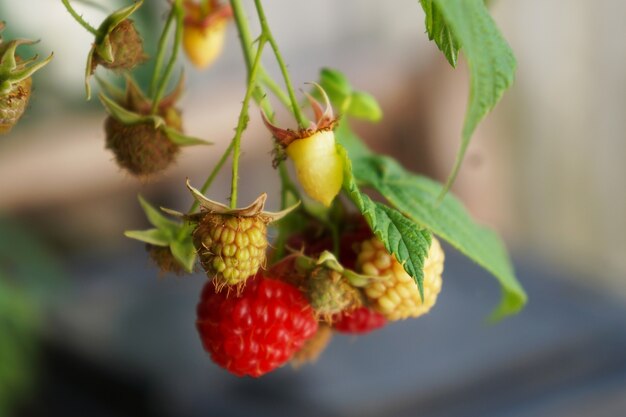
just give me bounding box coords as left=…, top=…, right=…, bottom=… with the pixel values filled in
left=151, top=0, right=184, bottom=114
left=230, top=36, right=267, bottom=209
left=253, top=0, right=307, bottom=128
left=61, top=0, right=100, bottom=36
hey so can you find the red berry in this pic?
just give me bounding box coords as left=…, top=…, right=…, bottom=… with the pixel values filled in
left=332, top=307, right=386, bottom=334
left=196, top=275, right=318, bottom=377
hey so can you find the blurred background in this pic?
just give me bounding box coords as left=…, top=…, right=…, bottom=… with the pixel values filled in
left=1, top=0, right=626, bottom=416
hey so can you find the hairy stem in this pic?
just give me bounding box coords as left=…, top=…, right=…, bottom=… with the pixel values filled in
left=61, top=0, right=99, bottom=36
left=253, top=0, right=307, bottom=127
left=188, top=142, right=236, bottom=213
left=151, top=0, right=184, bottom=114
left=230, top=38, right=267, bottom=208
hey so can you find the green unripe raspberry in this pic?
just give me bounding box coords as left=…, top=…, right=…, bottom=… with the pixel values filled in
left=193, top=214, right=268, bottom=289
left=92, top=19, right=147, bottom=73
left=307, top=267, right=361, bottom=319
left=0, top=77, right=31, bottom=134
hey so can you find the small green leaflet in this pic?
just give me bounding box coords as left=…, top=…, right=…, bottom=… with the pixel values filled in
left=338, top=121, right=526, bottom=320
left=418, top=0, right=517, bottom=197
left=420, top=0, right=460, bottom=67
left=339, top=145, right=432, bottom=300
left=316, top=68, right=383, bottom=122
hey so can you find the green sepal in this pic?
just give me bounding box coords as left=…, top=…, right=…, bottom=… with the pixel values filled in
left=294, top=250, right=375, bottom=288
left=126, top=195, right=197, bottom=274
left=0, top=36, right=53, bottom=95
left=137, top=195, right=179, bottom=233
left=95, top=75, right=125, bottom=103
left=170, top=233, right=196, bottom=273
left=95, top=0, right=144, bottom=43
left=99, top=93, right=164, bottom=127
left=95, top=36, right=114, bottom=63
left=162, top=125, right=212, bottom=147
left=124, top=228, right=170, bottom=246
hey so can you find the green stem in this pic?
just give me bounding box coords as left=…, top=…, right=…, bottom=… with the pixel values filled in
left=61, top=0, right=99, bottom=36
left=230, top=37, right=267, bottom=209
left=259, top=70, right=291, bottom=110
left=253, top=0, right=307, bottom=127
left=188, top=141, right=236, bottom=213
left=151, top=0, right=184, bottom=114
left=229, top=0, right=300, bottom=207
left=149, top=4, right=176, bottom=98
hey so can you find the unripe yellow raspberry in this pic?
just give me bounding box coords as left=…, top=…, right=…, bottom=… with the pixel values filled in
left=193, top=214, right=268, bottom=289
left=358, top=237, right=444, bottom=321
left=166, top=180, right=299, bottom=291
left=286, top=130, right=344, bottom=207
left=183, top=20, right=227, bottom=69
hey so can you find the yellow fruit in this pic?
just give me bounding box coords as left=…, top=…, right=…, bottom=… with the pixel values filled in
left=183, top=20, right=227, bottom=69
left=358, top=237, right=444, bottom=321
left=286, top=130, right=344, bottom=207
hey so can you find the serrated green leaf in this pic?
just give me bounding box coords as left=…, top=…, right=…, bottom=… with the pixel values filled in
left=420, top=0, right=460, bottom=67
left=337, top=122, right=526, bottom=320
left=170, top=238, right=196, bottom=273
left=422, top=0, right=516, bottom=197
left=162, top=126, right=212, bottom=147
left=348, top=91, right=383, bottom=122
left=137, top=195, right=179, bottom=232
left=339, top=144, right=432, bottom=298
left=124, top=228, right=170, bottom=246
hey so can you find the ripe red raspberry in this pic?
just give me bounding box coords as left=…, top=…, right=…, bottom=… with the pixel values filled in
left=196, top=275, right=318, bottom=377
left=332, top=307, right=386, bottom=334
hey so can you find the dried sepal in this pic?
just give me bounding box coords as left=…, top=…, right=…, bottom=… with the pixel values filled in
left=182, top=178, right=298, bottom=223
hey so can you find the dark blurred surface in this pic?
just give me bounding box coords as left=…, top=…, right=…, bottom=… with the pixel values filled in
left=13, top=244, right=626, bottom=417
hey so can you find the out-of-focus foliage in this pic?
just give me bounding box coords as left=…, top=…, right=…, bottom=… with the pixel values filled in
left=0, top=217, right=64, bottom=415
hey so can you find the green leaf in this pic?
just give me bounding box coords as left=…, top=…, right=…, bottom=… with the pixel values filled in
left=137, top=195, right=179, bottom=232
left=348, top=91, right=383, bottom=122
left=420, top=0, right=517, bottom=197
left=318, top=67, right=353, bottom=107
left=170, top=237, right=196, bottom=273
left=337, top=122, right=526, bottom=320
left=339, top=145, right=432, bottom=298
left=420, top=0, right=460, bottom=67
left=124, top=228, right=170, bottom=246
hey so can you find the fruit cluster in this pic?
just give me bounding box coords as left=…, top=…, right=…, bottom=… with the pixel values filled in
left=51, top=0, right=452, bottom=379
left=194, top=214, right=445, bottom=377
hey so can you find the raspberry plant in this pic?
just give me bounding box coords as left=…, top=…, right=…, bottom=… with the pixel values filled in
left=0, top=0, right=529, bottom=377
